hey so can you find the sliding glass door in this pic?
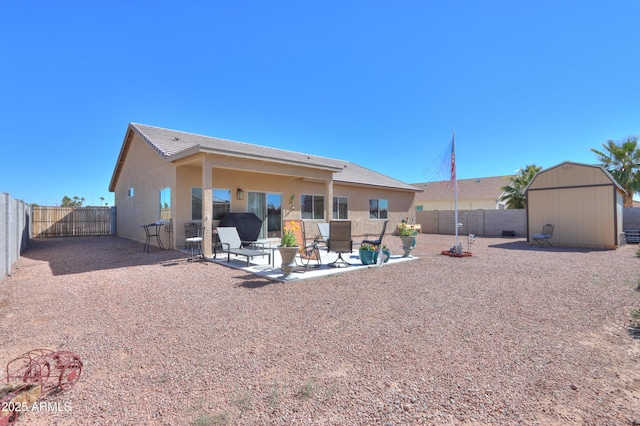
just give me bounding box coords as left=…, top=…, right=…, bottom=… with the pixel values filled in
left=248, top=192, right=282, bottom=239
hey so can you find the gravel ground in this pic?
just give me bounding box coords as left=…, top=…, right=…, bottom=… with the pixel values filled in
left=1, top=234, right=639, bottom=425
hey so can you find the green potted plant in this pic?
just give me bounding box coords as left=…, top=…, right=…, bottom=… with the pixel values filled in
left=359, top=242, right=377, bottom=265
left=398, top=223, right=417, bottom=257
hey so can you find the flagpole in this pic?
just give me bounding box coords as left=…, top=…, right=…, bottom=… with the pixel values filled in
left=452, top=130, right=459, bottom=247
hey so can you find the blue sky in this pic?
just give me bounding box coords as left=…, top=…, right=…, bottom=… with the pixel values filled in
left=2, top=1, right=638, bottom=206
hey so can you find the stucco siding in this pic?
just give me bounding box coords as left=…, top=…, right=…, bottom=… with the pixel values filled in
left=172, top=161, right=416, bottom=244
left=331, top=184, right=415, bottom=236
left=111, top=124, right=420, bottom=251
left=114, top=133, right=175, bottom=248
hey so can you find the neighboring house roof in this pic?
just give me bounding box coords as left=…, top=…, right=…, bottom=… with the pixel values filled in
left=110, top=123, right=420, bottom=192
left=411, top=175, right=513, bottom=202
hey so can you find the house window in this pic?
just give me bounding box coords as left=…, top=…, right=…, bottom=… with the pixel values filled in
left=415, top=205, right=423, bottom=211
left=301, top=194, right=324, bottom=219
left=128, top=188, right=134, bottom=197
left=159, top=187, right=171, bottom=220
left=191, top=188, right=202, bottom=221
left=213, top=189, right=231, bottom=220
left=192, top=188, right=232, bottom=221
left=333, top=196, right=348, bottom=219
left=369, top=199, right=388, bottom=219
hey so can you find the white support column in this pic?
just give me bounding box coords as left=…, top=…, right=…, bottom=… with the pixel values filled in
left=326, top=178, right=334, bottom=222
left=202, top=154, right=214, bottom=257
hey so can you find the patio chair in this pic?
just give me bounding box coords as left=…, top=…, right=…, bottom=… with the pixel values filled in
left=327, top=221, right=353, bottom=267
left=290, top=220, right=321, bottom=270
left=532, top=224, right=554, bottom=247
left=216, top=226, right=271, bottom=267
left=361, top=219, right=389, bottom=246
left=317, top=223, right=330, bottom=248
left=184, top=223, right=204, bottom=261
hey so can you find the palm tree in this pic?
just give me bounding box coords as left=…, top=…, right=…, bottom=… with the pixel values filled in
left=499, top=164, right=542, bottom=209
left=591, top=136, right=640, bottom=207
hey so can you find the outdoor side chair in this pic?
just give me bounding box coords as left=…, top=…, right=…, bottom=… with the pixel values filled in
left=532, top=224, right=554, bottom=247
left=361, top=219, right=389, bottom=246
left=327, top=221, right=353, bottom=267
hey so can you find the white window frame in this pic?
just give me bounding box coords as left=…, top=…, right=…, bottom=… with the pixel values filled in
left=333, top=196, right=348, bottom=219
left=369, top=198, right=388, bottom=219
left=301, top=194, right=325, bottom=220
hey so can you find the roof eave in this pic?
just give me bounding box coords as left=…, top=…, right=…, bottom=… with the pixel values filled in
left=173, top=146, right=344, bottom=172
left=108, top=126, right=135, bottom=192
left=334, top=179, right=423, bottom=192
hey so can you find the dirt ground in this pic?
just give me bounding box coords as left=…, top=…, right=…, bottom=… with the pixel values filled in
left=1, top=234, right=639, bottom=425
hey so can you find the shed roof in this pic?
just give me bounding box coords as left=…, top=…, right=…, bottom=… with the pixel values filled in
left=525, top=161, right=626, bottom=193
left=110, top=123, right=420, bottom=192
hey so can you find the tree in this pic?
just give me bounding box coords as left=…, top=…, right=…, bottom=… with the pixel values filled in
left=499, top=164, right=542, bottom=209
left=61, top=196, right=84, bottom=207
left=591, top=136, right=640, bottom=207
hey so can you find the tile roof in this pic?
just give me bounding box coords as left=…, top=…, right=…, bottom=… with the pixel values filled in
left=411, top=175, right=513, bottom=202
left=123, top=123, right=419, bottom=192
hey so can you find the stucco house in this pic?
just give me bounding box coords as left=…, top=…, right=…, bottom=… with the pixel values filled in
left=411, top=175, right=513, bottom=211
left=109, top=123, right=421, bottom=256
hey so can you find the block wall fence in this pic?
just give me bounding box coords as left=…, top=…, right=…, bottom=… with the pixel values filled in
left=414, top=207, right=640, bottom=239
left=1, top=193, right=30, bottom=283
left=414, top=209, right=527, bottom=237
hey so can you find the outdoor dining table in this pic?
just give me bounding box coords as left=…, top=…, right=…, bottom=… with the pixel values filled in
left=141, top=221, right=165, bottom=252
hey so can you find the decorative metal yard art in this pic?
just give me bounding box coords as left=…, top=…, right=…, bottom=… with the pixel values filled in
left=1, top=349, right=82, bottom=425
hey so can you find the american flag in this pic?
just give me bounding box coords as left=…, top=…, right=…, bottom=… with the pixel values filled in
left=450, top=136, right=456, bottom=184
left=448, top=132, right=457, bottom=191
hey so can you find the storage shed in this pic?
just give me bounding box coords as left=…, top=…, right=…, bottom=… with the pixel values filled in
left=525, top=161, right=626, bottom=249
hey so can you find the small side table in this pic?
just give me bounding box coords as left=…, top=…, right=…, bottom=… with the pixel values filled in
left=142, top=222, right=165, bottom=252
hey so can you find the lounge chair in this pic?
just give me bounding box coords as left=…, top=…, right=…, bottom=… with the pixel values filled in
left=216, top=227, right=271, bottom=266
left=290, top=220, right=321, bottom=270
left=361, top=219, right=389, bottom=246
left=532, top=224, right=554, bottom=247
left=327, top=221, right=352, bottom=267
